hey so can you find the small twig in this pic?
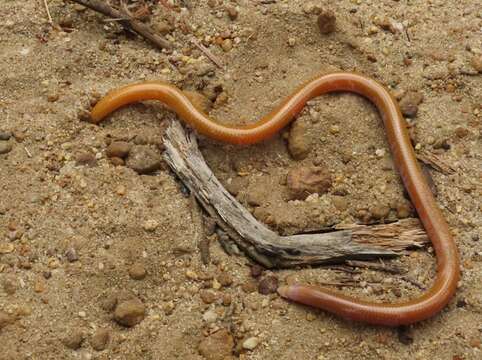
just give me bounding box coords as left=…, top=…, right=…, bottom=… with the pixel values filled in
left=401, top=276, right=426, bottom=290
left=43, top=0, right=53, bottom=24
left=346, top=260, right=406, bottom=275
left=191, top=39, right=223, bottom=68
left=69, top=0, right=172, bottom=50
left=24, top=147, right=32, bottom=158
left=416, top=150, right=456, bottom=175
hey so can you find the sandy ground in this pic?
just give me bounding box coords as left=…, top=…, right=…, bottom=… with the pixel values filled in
left=0, top=1, right=481, bottom=359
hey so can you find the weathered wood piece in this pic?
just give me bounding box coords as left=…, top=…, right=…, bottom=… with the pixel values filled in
left=163, top=120, right=427, bottom=268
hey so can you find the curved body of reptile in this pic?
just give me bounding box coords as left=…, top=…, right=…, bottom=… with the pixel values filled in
left=90, top=72, right=459, bottom=326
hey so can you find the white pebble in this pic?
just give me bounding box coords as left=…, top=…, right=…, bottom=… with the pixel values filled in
left=202, top=310, right=218, bottom=323
left=242, top=337, right=260, bottom=350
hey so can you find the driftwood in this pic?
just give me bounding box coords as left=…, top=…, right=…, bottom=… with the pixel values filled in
left=163, top=120, right=428, bottom=268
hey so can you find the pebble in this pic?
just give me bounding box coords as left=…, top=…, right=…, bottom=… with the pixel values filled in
left=288, top=119, right=311, bottom=160
left=217, top=272, right=233, bottom=287
left=454, top=127, right=469, bottom=138
left=470, top=55, right=482, bottom=72
left=399, top=91, right=424, bottom=118
left=2, top=276, right=17, bottom=295
left=90, top=328, right=110, bottom=351
left=369, top=204, right=390, bottom=220
left=242, top=337, right=260, bottom=350
left=286, top=166, right=332, bottom=200
left=0, top=141, right=12, bottom=154
left=0, top=243, right=14, bottom=254
left=126, top=145, right=162, bottom=174
left=258, top=275, right=278, bottom=295
left=106, top=141, right=131, bottom=158
left=47, top=92, right=59, bottom=102
left=154, top=20, right=173, bottom=35
left=250, top=264, right=264, bottom=278
left=226, top=6, right=238, bottom=20
left=221, top=38, right=233, bottom=52
left=200, top=290, right=217, bottom=304
left=0, top=310, right=14, bottom=330
left=222, top=293, right=232, bottom=306
left=128, top=263, right=147, bottom=280
left=396, top=203, right=412, bottom=219
left=0, top=131, right=12, bottom=140
left=114, top=298, right=146, bottom=327
left=110, top=157, right=125, bottom=166
left=198, top=329, right=234, bottom=360
left=142, top=219, right=159, bottom=232
left=317, top=10, right=336, bottom=34
left=203, top=310, right=218, bottom=323
left=75, top=151, right=97, bottom=167
left=332, top=195, right=348, bottom=211
left=241, top=281, right=257, bottom=293
left=65, top=247, right=79, bottom=262
left=62, top=330, right=85, bottom=350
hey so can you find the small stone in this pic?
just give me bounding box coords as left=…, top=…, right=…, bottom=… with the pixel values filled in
left=65, top=248, right=79, bottom=262
left=47, top=92, right=59, bottom=102
left=370, top=204, right=390, bottom=220
left=198, top=329, right=234, bottom=360
left=0, top=311, right=14, bottom=330
left=399, top=91, right=424, bottom=118
left=114, top=298, right=146, bottom=327
left=287, top=37, right=296, bottom=47
left=226, top=6, right=238, bottom=20
left=142, top=219, right=159, bottom=232
left=203, top=310, right=218, bottom=323
left=217, top=272, right=233, bottom=287
left=0, top=243, right=14, bottom=254
left=200, top=290, right=217, bottom=304
left=91, top=328, right=110, bottom=351
left=258, top=275, right=278, bottom=295
left=242, top=337, right=260, bottom=351
left=241, top=281, right=257, bottom=293
left=2, top=277, right=17, bottom=295
left=396, top=203, right=412, bottom=219
left=222, top=293, right=232, bottom=306
left=470, top=55, right=482, bottom=72
left=221, top=38, right=233, bottom=52
left=454, top=127, right=469, bottom=138
left=332, top=195, right=348, bottom=211
left=317, top=10, right=336, bottom=34
left=154, top=20, right=173, bottom=35
left=433, top=138, right=450, bottom=150
left=0, top=131, right=12, bottom=140
left=128, top=263, right=147, bottom=280
left=34, top=278, right=46, bottom=293
left=75, top=151, right=97, bottom=166
left=106, top=141, right=131, bottom=158
left=250, top=264, right=264, bottom=278
left=468, top=337, right=481, bottom=349
left=110, top=157, right=124, bottom=166
left=0, top=142, right=12, bottom=154
left=62, top=330, right=85, bottom=350
left=287, top=166, right=332, bottom=200
left=126, top=145, right=162, bottom=174
left=329, top=125, right=340, bottom=135
left=288, top=119, right=311, bottom=160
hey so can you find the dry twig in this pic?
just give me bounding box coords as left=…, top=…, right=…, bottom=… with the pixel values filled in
left=191, top=39, right=224, bottom=68
left=162, top=120, right=427, bottom=268
left=43, top=0, right=53, bottom=24
left=69, top=0, right=172, bottom=50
